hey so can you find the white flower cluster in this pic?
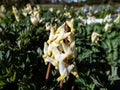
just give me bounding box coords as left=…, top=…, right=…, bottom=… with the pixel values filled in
left=91, top=14, right=120, bottom=43
left=43, top=19, right=78, bottom=82
left=12, top=4, right=42, bottom=25
left=77, top=13, right=120, bottom=44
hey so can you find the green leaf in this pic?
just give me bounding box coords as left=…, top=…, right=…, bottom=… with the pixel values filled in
left=6, top=50, right=10, bottom=59
left=0, top=51, right=2, bottom=60
left=10, top=72, right=16, bottom=82
left=108, top=66, right=120, bottom=84
left=0, top=80, right=5, bottom=86
left=113, top=49, right=118, bottom=61
left=75, top=78, right=86, bottom=85
left=88, top=83, right=95, bottom=90
left=20, top=63, right=25, bottom=70
left=90, top=76, right=103, bottom=87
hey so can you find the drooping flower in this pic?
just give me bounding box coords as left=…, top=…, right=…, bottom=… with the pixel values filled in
left=103, top=14, right=112, bottom=22
left=0, top=5, right=6, bottom=12
left=55, top=23, right=65, bottom=34
left=12, top=6, right=19, bottom=22
left=47, top=25, right=57, bottom=44
left=49, top=8, right=53, bottom=12
left=57, top=61, right=74, bottom=82
left=66, top=19, right=76, bottom=34
left=91, top=32, right=101, bottom=43
left=44, top=56, right=59, bottom=66
left=45, top=22, right=52, bottom=31
left=114, top=13, right=120, bottom=23
left=55, top=31, right=71, bottom=44
left=64, top=12, right=71, bottom=18
left=104, top=23, right=112, bottom=32
left=22, top=3, right=32, bottom=16
left=30, top=10, right=40, bottom=25
left=43, top=42, right=49, bottom=59
left=56, top=9, right=61, bottom=14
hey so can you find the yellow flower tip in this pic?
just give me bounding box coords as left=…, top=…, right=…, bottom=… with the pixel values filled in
left=51, top=53, right=55, bottom=58
left=54, top=59, right=57, bottom=63
left=45, top=62, right=48, bottom=65
left=72, top=71, right=79, bottom=78
left=55, top=39, right=61, bottom=44
left=57, top=75, right=64, bottom=81
left=66, top=54, right=72, bottom=60
left=42, top=54, right=47, bottom=58
left=47, top=40, right=50, bottom=44
left=71, top=28, right=75, bottom=34
left=55, top=66, right=58, bottom=70
left=75, top=74, right=79, bottom=78
left=47, top=51, right=52, bottom=56
left=55, top=30, right=60, bottom=34
left=47, top=39, right=52, bottom=44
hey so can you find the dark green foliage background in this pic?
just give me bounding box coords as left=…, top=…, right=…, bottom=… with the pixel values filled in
left=0, top=6, right=120, bottom=90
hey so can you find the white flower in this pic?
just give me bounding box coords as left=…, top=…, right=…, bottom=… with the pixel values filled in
left=43, top=41, right=58, bottom=58
left=84, top=16, right=103, bottom=25
left=64, top=12, right=71, bottom=18
left=47, top=25, right=57, bottom=44
left=44, top=56, right=59, bottom=67
left=12, top=6, right=19, bottom=22
left=61, top=41, right=77, bottom=59
left=56, top=9, right=60, bottom=14
left=78, top=15, right=85, bottom=22
left=52, top=47, right=67, bottom=62
left=44, top=41, right=59, bottom=57
left=69, top=41, right=77, bottom=58
left=49, top=8, right=53, bottom=12
left=104, top=23, right=112, bottom=32
left=55, top=23, right=71, bottom=44
left=57, top=61, right=74, bottom=82
left=36, top=5, right=40, bottom=11
left=55, top=31, right=71, bottom=44
left=45, top=22, right=52, bottom=31
left=55, top=23, right=65, bottom=34
left=114, top=14, right=120, bottom=23
left=43, top=42, right=49, bottom=58
left=55, top=18, right=60, bottom=23
left=91, top=32, right=101, bottom=43
left=30, top=11, right=40, bottom=25
left=104, top=14, right=112, bottom=22
left=66, top=19, right=75, bottom=34
left=39, top=18, right=45, bottom=23
left=22, top=3, right=32, bottom=16
left=0, top=5, right=6, bottom=12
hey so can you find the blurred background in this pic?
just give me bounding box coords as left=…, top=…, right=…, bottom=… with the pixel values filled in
left=0, top=0, right=120, bottom=7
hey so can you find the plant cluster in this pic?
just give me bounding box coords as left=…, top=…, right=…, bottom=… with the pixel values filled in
left=0, top=3, right=120, bottom=90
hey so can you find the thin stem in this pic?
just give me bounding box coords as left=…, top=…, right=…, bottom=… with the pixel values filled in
left=45, top=63, right=51, bottom=83
left=60, top=81, right=63, bottom=90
